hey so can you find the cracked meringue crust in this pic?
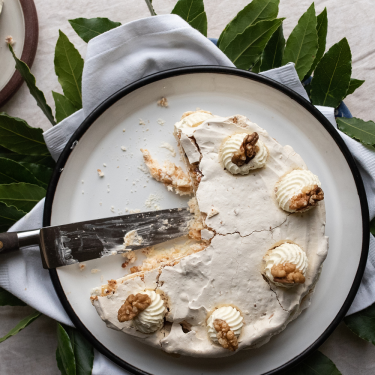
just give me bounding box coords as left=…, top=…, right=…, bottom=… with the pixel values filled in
left=91, top=113, right=328, bottom=358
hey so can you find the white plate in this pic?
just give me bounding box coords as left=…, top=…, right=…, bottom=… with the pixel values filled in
left=0, top=0, right=38, bottom=106
left=45, top=67, right=368, bottom=375
left=0, top=0, right=25, bottom=91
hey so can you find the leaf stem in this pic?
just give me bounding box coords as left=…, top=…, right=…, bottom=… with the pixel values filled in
left=144, top=0, right=156, bottom=16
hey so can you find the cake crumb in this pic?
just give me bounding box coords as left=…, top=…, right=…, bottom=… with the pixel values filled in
left=111, top=206, right=115, bottom=213
left=140, top=149, right=193, bottom=196
left=157, top=97, right=168, bottom=107
left=139, top=118, right=146, bottom=126
left=121, top=146, right=127, bottom=151
left=138, top=165, right=148, bottom=174
left=79, top=263, right=86, bottom=271
left=123, top=230, right=143, bottom=250
left=160, top=143, right=176, bottom=157
left=123, top=129, right=126, bottom=132
left=91, top=269, right=100, bottom=274
left=144, top=193, right=162, bottom=210
left=5, top=35, right=15, bottom=46
left=103, top=163, right=107, bottom=167
left=97, top=169, right=104, bottom=177
left=207, top=207, right=219, bottom=218
left=122, top=252, right=137, bottom=264
left=157, top=118, right=165, bottom=126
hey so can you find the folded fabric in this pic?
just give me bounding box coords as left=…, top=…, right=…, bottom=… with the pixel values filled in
left=0, top=14, right=374, bottom=374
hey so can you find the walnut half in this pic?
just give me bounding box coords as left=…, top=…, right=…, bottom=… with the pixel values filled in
left=271, top=263, right=305, bottom=284
left=214, top=319, right=238, bottom=351
left=289, top=185, right=324, bottom=211
left=118, top=293, right=151, bottom=322
left=231, top=132, right=259, bottom=167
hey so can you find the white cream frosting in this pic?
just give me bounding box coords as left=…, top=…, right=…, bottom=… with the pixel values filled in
left=179, top=132, right=201, bottom=164
left=275, top=169, right=322, bottom=213
left=207, top=306, right=243, bottom=343
left=221, top=133, right=268, bottom=175
left=264, top=243, right=308, bottom=287
left=133, top=290, right=166, bottom=333
left=175, top=111, right=213, bottom=132
left=92, top=114, right=328, bottom=358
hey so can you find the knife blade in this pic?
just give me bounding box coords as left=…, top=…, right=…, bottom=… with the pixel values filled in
left=0, top=208, right=193, bottom=269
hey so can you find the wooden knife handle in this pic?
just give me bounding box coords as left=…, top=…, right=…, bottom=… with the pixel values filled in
left=0, top=232, right=19, bottom=253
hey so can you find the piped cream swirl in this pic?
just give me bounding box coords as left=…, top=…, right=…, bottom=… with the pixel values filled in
left=207, top=306, right=243, bottom=343
left=133, top=290, right=165, bottom=333
left=264, top=243, right=308, bottom=287
left=221, top=133, right=268, bottom=175
left=175, top=111, right=213, bottom=130
left=275, top=169, right=321, bottom=212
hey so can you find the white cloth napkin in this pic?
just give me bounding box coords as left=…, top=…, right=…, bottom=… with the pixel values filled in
left=1, top=14, right=374, bottom=373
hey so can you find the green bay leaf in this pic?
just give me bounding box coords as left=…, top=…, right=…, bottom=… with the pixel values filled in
left=251, top=56, right=262, bottom=73
left=346, top=78, right=365, bottom=97
left=0, top=287, right=26, bottom=306
left=223, top=18, right=284, bottom=70
left=0, top=157, right=42, bottom=185
left=55, top=30, right=84, bottom=109
left=0, top=113, right=50, bottom=156
left=8, top=45, right=56, bottom=126
left=20, top=162, right=53, bottom=189
left=303, top=7, right=328, bottom=80
left=0, top=310, right=41, bottom=343
left=0, top=202, right=26, bottom=233
left=304, top=82, right=312, bottom=100
left=336, top=117, right=375, bottom=149
left=310, top=38, right=352, bottom=107
left=69, top=18, right=121, bottom=43
left=0, top=145, right=12, bottom=154
left=344, top=302, right=375, bottom=345
left=282, top=3, right=318, bottom=80
left=56, top=350, right=69, bottom=375
left=370, top=217, right=375, bottom=237
left=64, top=326, right=94, bottom=375
left=56, top=324, right=76, bottom=375
left=286, top=350, right=342, bottom=375
left=258, top=23, right=285, bottom=72
left=188, top=11, right=207, bottom=36
left=171, top=0, right=207, bottom=36
left=0, top=183, right=46, bottom=212
left=0, top=153, right=55, bottom=169
left=218, top=0, right=279, bottom=51
left=52, top=91, right=79, bottom=123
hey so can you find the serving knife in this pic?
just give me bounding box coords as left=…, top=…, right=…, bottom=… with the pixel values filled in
left=0, top=208, right=193, bottom=269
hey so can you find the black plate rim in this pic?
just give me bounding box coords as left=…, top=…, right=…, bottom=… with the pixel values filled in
left=43, top=65, right=369, bottom=375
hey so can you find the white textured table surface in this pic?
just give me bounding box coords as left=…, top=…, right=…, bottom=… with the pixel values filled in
left=1, top=0, right=375, bottom=374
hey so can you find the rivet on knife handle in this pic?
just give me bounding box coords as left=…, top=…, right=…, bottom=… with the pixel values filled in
left=0, top=233, right=19, bottom=253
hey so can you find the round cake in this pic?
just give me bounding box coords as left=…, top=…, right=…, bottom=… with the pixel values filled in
left=91, top=112, right=328, bottom=357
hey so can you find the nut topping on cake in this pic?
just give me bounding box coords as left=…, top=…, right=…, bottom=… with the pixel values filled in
left=207, top=306, right=243, bottom=350
left=263, top=243, right=308, bottom=288
left=221, top=132, right=268, bottom=175
left=275, top=170, right=324, bottom=212
left=118, top=293, right=151, bottom=322
left=271, top=263, right=305, bottom=284
left=232, top=132, right=259, bottom=167
left=289, top=185, right=324, bottom=211
left=213, top=319, right=238, bottom=351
